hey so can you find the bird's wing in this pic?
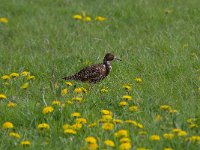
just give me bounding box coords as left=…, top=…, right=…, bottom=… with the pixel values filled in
left=76, top=64, right=102, bottom=79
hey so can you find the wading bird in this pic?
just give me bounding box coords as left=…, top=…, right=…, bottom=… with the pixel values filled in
left=63, top=53, right=121, bottom=83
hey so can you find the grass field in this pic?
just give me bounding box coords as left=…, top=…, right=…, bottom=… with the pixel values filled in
left=0, top=0, right=200, bottom=149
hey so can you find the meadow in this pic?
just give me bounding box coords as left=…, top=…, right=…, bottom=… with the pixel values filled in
left=0, top=0, right=200, bottom=149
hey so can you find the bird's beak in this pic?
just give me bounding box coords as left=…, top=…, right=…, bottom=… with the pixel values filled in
left=114, top=56, right=122, bottom=61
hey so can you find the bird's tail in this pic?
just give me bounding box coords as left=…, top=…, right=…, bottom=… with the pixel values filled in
left=62, top=75, right=76, bottom=80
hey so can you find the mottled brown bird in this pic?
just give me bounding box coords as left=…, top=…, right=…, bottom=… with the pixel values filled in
left=63, top=53, right=121, bottom=83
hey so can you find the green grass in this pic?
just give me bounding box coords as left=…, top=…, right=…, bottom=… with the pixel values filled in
left=0, top=0, right=200, bottom=149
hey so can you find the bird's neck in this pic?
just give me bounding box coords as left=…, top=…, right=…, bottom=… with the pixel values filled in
left=103, top=60, right=112, bottom=72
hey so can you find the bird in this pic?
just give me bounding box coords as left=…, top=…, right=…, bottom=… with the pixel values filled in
left=63, top=53, right=121, bottom=83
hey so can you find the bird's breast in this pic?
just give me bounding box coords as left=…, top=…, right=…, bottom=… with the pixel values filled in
left=109, top=65, right=112, bottom=71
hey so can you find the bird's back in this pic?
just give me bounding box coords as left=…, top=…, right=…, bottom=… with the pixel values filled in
left=63, top=63, right=109, bottom=83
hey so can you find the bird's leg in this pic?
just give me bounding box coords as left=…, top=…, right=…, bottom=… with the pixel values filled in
left=86, top=83, right=94, bottom=92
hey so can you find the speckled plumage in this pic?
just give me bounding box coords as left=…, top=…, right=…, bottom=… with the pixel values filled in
left=63, top=53, right=120, bottom=83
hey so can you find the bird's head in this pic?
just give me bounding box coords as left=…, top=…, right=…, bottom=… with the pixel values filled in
left=103, top=53, right=122, bottom=62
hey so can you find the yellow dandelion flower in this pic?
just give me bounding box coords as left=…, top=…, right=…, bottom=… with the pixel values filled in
left=72, top=97, right=83, bottom=102
left=164, top=148, right=172, bottom=150
left=1, top=75, right=10, bottom=80
left=61, top=103, right=66, bottom=108
left=0, top=94, right=7, bottom=99
left=42, top=106, right=54, bottom=114
left=9, top=132, right=21, bottom=138
left=7, top=101, right=17, bottom=107
left=27, top=75, right=35, bottom=80
left=129, top=121, right=142, bottom=128
left=188, top=136, right=200, bottom=142
left=125, top=120, right=143, bottom=128
left=63, top=124, right=71, bottom=130
left=95, top=16, right=106, bottom=21
left=88, top=122, right=97, bottom=128
left=125, top=120, right=136, bottom=124
left=119, top=101, right=128, bottom=106
left=20, top=71, right=30, bottom=76
left=134, top=77, right=142, bottom=83
left=74, top=87, right=82, bottom=93
left=104, top=140, right=115, bottom=147
left=102, top=123, right=114, bottom=130
left=99, top=118, right=107, bottom=123
left=63, top=124, right=71, bottom=129
left=122, top=95, right=132, bottom=101
left=73, top=14, right=82, bottom=20
left=21, top=82, right=29, bottom=89
left=102, top=114, right=112, bottom=120
left=113, top=119, right=123, bottom=124
left=0, top=17, right=8, bottom=23
left=85, top=136, right=97, bottom=144
left=139, top=131, right=147, bottom=135
left=20, top=140, right=31, bottom=146
left=114, top=130, right=128, bottom=138
left=160, top=105, right=172, bottom=111
left=129, top=105, right=138, bottom=112
left=163, top=133, right=174, bottom=140
left=172, top=128, right=182, bottom=133
left=189, top=123, right=198, bottom=128
left=120, top=137, right=131, bottom=143
left=187, top=118, right=197, bottom=123
left=155, top=115, right=162, bottom=121
left=2, top=121, right=14, bottom=129
left=64, top=129, right=77, bottom=134
left=119, top=142, right=131, bottom=150
left=71, top=123, right=82, bottom=130
left=65, top=81, right=73, bottom=86
left=169, top=109, right=178, bottom=113
left=150, top=135, right=160, bottom=141
left=81, top=87, right=88, bottom=93
left=87, top=143, right=98, bottom=150
left=137, top=123, right=144, bottom=129
left=178, top=131, right=187, bottom=137
left=61, top=88, right=68, bottom=96
left=75, top=118, right=87, bottom=124
left=10, top=72, right=19, bottom=78
left=52, top=100, right=61, bottom=106
left=122, top=85, right=132, bottom=91
left=71, top=112, right=81, bottom=117
left=66, top=100, right=73, bottom=104
left=137, top=148, right=149, bottom=150
left=100, top=88, right=108, bottom=93
left=101, top=109, right=112, bottom=115
left=83, top=16, right=91, bottom=21
left=37, top=123, right=50, bottom=130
